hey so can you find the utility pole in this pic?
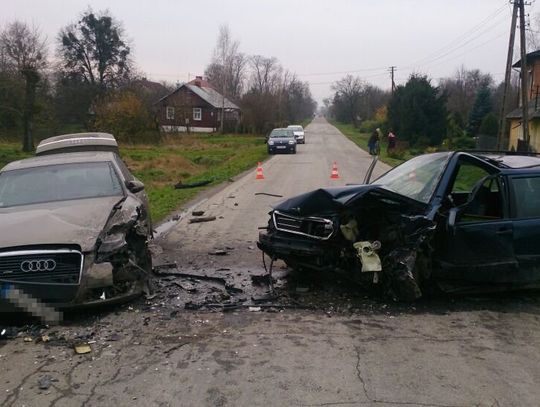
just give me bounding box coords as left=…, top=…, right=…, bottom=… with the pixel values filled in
left=389, top=66, right=396, bottom=94
left=519, top=0, right=530, bottom=149
left=497, top=1, right=518, bottom=150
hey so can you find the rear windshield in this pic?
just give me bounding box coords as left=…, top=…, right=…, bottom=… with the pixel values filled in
left=288, top=126, right=303, bottom=131
left=270, top=129, right=293, bottom=138
left=0, top=162, right=123, bottom=208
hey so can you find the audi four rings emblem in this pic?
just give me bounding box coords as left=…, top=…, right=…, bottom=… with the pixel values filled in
left=20, top=259, right=57, bottom=272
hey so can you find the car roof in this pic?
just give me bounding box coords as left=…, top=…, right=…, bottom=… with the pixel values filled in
left=1, top=151, right=117, bottom=172
left=36, top=132, right=118, bottom=156
left=464, top=152, right=540, bottom=172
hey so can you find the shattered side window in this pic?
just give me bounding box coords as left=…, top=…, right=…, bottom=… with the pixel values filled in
left=373, top=152, right=451, bottom=203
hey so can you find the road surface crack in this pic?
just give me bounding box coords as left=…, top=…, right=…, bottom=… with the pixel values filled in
left=353, top=346, right=466, bottom=407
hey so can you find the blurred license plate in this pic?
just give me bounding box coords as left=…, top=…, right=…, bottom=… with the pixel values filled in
left=277, top=146, right=286, bottom=149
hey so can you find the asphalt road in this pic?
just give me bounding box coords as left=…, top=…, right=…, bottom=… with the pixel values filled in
left=158, top=116, right=390, bottom=270
left=2, top=118, right=540, bottom=407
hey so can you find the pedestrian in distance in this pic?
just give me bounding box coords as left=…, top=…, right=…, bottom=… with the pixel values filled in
left=368, top=128, right=380, bottom=155
left=387, top=130, right=396, bottom=154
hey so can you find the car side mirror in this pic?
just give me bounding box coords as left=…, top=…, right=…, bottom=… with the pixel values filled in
left=126, top=180, right=145, bottom=193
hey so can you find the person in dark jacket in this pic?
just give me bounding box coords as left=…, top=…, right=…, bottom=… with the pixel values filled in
left=368, top=129, right=380, bottom=155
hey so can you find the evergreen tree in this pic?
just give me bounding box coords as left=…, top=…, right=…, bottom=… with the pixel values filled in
left=478, top=113, right=498, bottom=136
left=467, top=84, right=492, bottom=137
left=387, top=74, right=447, bottom=146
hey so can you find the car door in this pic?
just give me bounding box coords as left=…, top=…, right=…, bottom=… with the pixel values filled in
left=509, top=175, right=540, bottom=283
left=437, top=160, right=517, bottom=283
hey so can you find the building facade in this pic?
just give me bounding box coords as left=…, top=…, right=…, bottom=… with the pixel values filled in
left=156, top=76, right=241, bottom=133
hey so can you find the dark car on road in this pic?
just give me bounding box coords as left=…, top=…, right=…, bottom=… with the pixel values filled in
left=258, top=151, right=540, bottom=300
left=267, top=128, right=297, bottom=154
left=0, top=133, right=153, bottom=311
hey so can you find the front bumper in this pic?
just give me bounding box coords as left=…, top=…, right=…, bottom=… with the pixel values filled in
left=0, top=252, right=144, bottom=311
left=268, top=145, right=296, bottom=153
left=258, top=230, right=328, bottom=258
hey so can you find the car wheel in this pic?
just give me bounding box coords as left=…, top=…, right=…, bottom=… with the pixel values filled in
left=293, top=148, right=297, bottom=154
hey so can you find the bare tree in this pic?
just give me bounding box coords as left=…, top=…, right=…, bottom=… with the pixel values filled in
left=527, top=13, right=540, bottom=52
left=205, top=51, right=247, bottom=100
left=207, top=25, right=245, bottom=132
left=440, top=66, right=493, bottom=125
left=331, top=75, right=364, bottom=125
left=0, top=21, right=47, bottom=151
left=250, top=55, right=281, bottom=94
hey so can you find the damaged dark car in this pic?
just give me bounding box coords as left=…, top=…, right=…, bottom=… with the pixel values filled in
left=0, top=133, right=153, bottom=310
left=258, top=151, right=540, bottom=300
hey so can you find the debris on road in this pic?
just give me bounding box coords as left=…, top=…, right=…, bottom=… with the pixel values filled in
left=38, top=375, right=56, bottom=390
left=74, top=343, right=92, bottom=354
left=174, top=180, right=212, bottom=189
left=255, top=192, right=283, bottom=198
left=192, top=210, right=205, bottom=216
left=248, top=306, right=261, bottom=312
left=173, top=281, right=197, bottom=292
left=208, top=249, right=228, bottom=256
left=251, top=274, right=274, bottom=286
left=153, top=266, right=227, bottom=285
left=189, top=216, right=216, bottom=223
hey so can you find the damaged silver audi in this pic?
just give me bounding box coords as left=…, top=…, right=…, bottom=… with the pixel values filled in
left=0, top=133, right=153, bottom=309
left=258, top=151, right=540, bottom=300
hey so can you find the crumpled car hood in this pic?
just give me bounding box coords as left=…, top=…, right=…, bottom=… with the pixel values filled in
left=0, top=196, right=123, bottom=252
left=273, top=184, right=424, bottom=217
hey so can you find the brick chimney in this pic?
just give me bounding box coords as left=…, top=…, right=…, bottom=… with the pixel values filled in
left=194, top=76, right=203, bottom=87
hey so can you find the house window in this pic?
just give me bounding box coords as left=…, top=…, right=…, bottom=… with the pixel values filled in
left=193, top=108, right=202, bottom=121
left=166, top=106, right=175, bottom=120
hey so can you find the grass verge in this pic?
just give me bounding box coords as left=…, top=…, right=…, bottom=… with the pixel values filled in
left=329, top=120, right=412, bottom=167
left=0, top=133, right=268, bottom=222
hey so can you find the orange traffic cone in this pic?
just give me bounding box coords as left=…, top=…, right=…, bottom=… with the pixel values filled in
left=330, top=161, right=340, bottom=179
left=256, top=162, right=265, bottom=180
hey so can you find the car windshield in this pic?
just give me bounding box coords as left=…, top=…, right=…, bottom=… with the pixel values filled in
left=0, top=161, right=124, bottom=208
left=270, top=129, right=294, bottom=138
left=372, top=152, right=451, bottom=203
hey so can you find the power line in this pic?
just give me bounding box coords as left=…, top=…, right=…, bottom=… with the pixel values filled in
left=406, top=2, right=509, bottom=68
left=404, top=13, right=510, bottom=70
left=292, top=1, right=509, bottom=80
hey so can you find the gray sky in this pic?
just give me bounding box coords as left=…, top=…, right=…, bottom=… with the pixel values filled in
left=2, top=0, right=537, bottom=104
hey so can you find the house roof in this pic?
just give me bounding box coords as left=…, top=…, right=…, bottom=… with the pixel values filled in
left=512, top=50, right=540, bottom=68
left=188, top=77, right=214, bottom=88
left=506, top=100, right=540, bottom=120
left=156, top=83, right=240, bottom=110
left=129, top=78, right=169, bottom=98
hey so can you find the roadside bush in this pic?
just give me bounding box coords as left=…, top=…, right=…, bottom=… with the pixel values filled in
left=93, top=90, right=160, bottom=143
left=388, top=148, right=407, bottom=160
left=452, top=135, right=476, bottom=150
left=358, top=119, right=386, bottom=134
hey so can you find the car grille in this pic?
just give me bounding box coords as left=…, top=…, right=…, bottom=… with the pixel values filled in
left=273, top=211, right=334, bottom=240
left=0, top=250, right=83, bottom=285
